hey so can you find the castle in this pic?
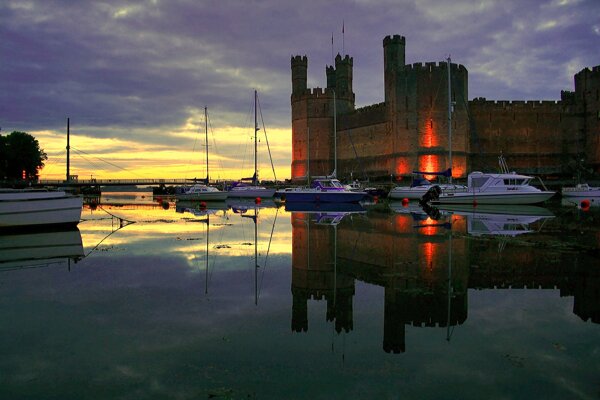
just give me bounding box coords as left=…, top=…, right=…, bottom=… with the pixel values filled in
left=290, top=35, right=600, bottom=183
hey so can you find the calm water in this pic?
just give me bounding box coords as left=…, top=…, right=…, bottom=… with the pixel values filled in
left=1, top=193, right=598, bottom=399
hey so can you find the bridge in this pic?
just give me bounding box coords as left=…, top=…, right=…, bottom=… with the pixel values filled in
left=34, top=178, right=201, bottom=188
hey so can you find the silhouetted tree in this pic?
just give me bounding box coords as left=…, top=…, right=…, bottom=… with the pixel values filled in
left=0, top=131, right=47, bottom=181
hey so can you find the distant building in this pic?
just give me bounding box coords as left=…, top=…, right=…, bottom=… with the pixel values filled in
left=291, top=35, right=600, bottom=182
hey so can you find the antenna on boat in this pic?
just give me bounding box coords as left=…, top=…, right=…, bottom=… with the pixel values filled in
left=205, top=106, right=209, bottom=183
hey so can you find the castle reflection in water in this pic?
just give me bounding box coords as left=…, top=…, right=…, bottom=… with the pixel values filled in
left=289, top=209, right=599, bottom=354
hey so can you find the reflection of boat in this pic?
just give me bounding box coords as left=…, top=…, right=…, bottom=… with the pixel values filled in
left=0, top=188, right=82, bottom=230
left=431, top=157, right=555, bottom=205
left=561, top=183, right=600, bottom=197
left=228, top=91, right=276, bottom=198
left=0, top=228, right=84, bottom=269
left=437, top=204, right=554, bottom=236
left=175, top=200, right=228, bottom=217
left=176, top=107, right=228, bottom=201
left=285, top=201, right=365, bottom=213
left=561, top=196, right=600, bottom=209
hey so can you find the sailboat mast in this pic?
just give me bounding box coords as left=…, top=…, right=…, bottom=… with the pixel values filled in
left=307, top=127, right=311, bottom=186
left=66, top=117, right=70, bottom=182
left=254, top=90, right=258, bottom=186
left=447, top=56, right=453, bottom=184
left=205, top=107, right=209, bottom=183
left=333, top=90, right=337, bottom=178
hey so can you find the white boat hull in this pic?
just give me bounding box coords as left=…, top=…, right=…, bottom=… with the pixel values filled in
left=0, top=194, right=83, bottom=228
left=389, top=184, right=467, bottom=200
left=432, top=191, right=555, bottom=205
left=561, top=187, right=600, bottom=197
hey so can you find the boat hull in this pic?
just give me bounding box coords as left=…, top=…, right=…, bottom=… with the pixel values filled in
left=389, top=184, right=467, bottom=200
left=561, top=189, right=600, bottom=197
left=0, top=195, right=83, bottom=229
left=431, top=191, right=555, bottom=205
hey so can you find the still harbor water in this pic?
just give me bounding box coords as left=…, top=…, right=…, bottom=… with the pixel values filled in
left=1, top=192, right=598, bottom=399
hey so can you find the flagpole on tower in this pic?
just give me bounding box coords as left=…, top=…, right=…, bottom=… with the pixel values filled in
left=342, top=20, right=345, bottom=55
left=331, top=32, right=334, bottom=65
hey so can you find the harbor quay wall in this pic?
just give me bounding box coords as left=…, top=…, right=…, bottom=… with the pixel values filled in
left=291, top=35, right=600, bottom=182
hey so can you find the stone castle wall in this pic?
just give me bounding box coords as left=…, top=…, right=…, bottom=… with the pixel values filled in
left=291, top=36, right=600, bottom=182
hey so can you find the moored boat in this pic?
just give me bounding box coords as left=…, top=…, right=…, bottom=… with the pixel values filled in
left=176, top=184, right=228, bottom=201
left=283, top=178, right=367, bottom=203
left=0, top=188, right=83, bottom=230
left=561, top=183, right=600, bottom=197
left=429, top=170, right=555, bottom=205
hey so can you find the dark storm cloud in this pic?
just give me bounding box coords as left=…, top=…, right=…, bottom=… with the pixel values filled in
left=1, top=0, right=598, bottom=145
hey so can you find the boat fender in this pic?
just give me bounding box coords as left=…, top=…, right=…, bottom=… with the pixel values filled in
left=581, top=199, right=590, bottom=211
left=200, top=201, right=207, bottom=209
left=255, top=197, right=261, bottom=204
left=401, top=198, right=409, bottom=206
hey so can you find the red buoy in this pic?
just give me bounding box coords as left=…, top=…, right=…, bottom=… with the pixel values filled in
left=581, top=199, right=590, bottom=211
left=255, top=197, right=262, bottom=204
left=373, top=195, right=379, bottom=204
left=401, top=198, right=409, bottom=207
left=200, top=201, right=207, bottom=208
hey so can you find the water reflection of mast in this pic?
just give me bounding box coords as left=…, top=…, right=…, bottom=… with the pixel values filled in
left=446, top=216, right=453, bottom=342
left=240, top=205, right=278, bottom=305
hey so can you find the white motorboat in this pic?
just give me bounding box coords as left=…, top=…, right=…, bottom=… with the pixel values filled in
left=389, top=176, right=467, bottom=200
left=0, top=188, right=83, bottom=229
left=176, top=184, right=228, bottom=201
left=430, top=171, right=555, bottom=205
left=561, top=183, right=600, bottom=197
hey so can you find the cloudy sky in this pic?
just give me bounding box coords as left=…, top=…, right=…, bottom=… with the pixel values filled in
left=1, top=0, right=598, bottom=180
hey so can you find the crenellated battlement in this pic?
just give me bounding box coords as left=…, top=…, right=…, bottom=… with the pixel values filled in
left=291, top=55, right=307, bottom=66
left=383, top=34, right=406, bottom=45
left=335, top=54, right=353, bottom=65
left=469, top=98, right=561, bottom=108
left=403, top=61, right=467, bottom=72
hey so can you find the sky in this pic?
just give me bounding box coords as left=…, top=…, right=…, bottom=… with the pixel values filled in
left=1, top=0, right=599, bottom=181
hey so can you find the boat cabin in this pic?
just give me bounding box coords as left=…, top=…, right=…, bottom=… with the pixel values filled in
left=467, top=172, right=535, bottom=192
left=311, top=178, right=346, bottom=191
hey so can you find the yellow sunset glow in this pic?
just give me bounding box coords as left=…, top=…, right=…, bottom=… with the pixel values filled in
left=35, top=122, right=292, bottom=181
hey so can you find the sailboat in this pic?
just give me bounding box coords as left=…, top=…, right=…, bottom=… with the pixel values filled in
left=389, top=56, right=467, bottom=200
left=177, top=107, right=228, bottom=201
left=283, top=90, right=367, bottom=204
left=228, top=91, right=276, bottom=198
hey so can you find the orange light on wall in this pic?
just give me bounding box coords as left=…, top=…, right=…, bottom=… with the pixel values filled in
left=420, top=119, right=439, bottom=148
left=292, top=163, right=307, bottom=180
left=419, top=155, right=440, bottom=180
left=394, top=157, right=410, bottom=176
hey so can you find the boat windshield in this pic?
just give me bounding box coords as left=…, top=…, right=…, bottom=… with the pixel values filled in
left=318, top=180, right=344, bottom=188
left=503, top=178, right=529, bottom=186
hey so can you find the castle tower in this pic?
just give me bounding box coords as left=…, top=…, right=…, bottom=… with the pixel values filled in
left=383, top=35, right=406, bottom=106
left=575, top=66, right=600, bottom=173
left=291, top=55, right=307, bottom=95
left=334, top=54, right=355, bottom=114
